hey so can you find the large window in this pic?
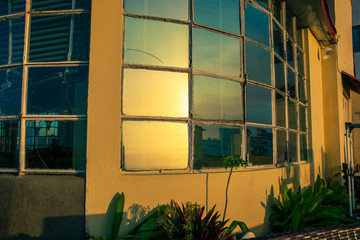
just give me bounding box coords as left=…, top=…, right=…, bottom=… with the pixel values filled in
left=121, top=0, right=309, bottom=171
left=0, top=0, right=91, bottom=173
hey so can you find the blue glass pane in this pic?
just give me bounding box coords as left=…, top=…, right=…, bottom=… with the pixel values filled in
left=289, top=132, right=297, bottom=162
left=0, top=68, right=22, bottom=116
left=272, top=0, right=282, bottom=23
left=246, top=41, right=271, bottom=85
left=0, top=0, right=25, bottom=15
left=253, top=0, right=268, bottom=9
left=32, top=0, right=91, bottom=10
left=273, top=21, right=284, bottom=58
left=194, top=0, right=240, bottom=34
left=193, top=28, right=240, bottom=77
left=247, top=126, right=273, bottom=165
left=287, top=39, right=294, bottom=68
left=194, top=124, right=241, bottom=169
left=287, top=67, right=296, bottom=98
left=288, top=100, right=297, bottom=130
left=0, top=121, right=19, bottom=168
left=0, top=18, right=25, bottom=65
left=125, top=0, right=188, bottom=20
left=276, top=93, right=285, bottom=127
left=275, top=56, right=285, bottom=91
left=29, top=14, right=91, bottom=62
left=25, top=120, right=86, bottom=170
left=277, top=130, right=286, bottom=164
left=245, top=3, right=269, bottom=47
left=246, top=84, right=272, bottom=125
left=27, top=66, right=88, bottom=115
left=353, top=26, right=360, bottom=53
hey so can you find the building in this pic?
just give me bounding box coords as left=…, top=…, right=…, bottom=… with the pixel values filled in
left=0, top=0, right=358, bottom=239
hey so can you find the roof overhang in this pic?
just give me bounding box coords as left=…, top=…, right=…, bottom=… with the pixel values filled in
left=342, top=71, right=360, bottom=95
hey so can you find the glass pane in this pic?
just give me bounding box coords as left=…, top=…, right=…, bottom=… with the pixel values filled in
left=0, top=0, right=25, bottom=15
left=32, top=0, right=91, bottom=10
left=194, top=124, right=241, bottom=169
left=299, top=76, right=306, bottom=103
left=193, top=75, right=243, bottom=121
left=272, top=0, right=282, bottom=23
left=253, top=0, right=268, bottom=9
left=300, top=106, right=306, bottom=132
left=277, top=130, right=286, bottom=164
left=29, top=14, right=91, bottom=62
left=288, top=67, right=296, bottom=98
left=297, top=48, right=305, bottom=76
left=123, top=69, right=188, bottom=117
left=194, top=0, right=240, bottom=34
left=300, top=134, right=308, bottom=161
left=273, top=21, right=284, bottom=59
left=289, top=132, right=297, bottom=162
left=27, top=66, right=88, bottom=115
left=0, top=18, right=25, bottom=65
left=245, top=41, right=271, bottom=85
left=286, top=8, right=294, bottom=37
left=193, top=28, right=240, bottom=77
left=25, top=120, right=86, bottom=170
left=288, top=100, right=297, bottom=130
left=0, top=121, right=19, bottom=168
left=246, top=84, right=272, bottom=125
left=125, top=0, right=188, bottom=20
left=276, top=93, right=285, bottom=127
left=287, top=38, right=295, bottom=68
left=247, top=126, right=273, bottom=165
left=245, top=4, right=269, bottom=47
left=296, top=28, right=303, bottom=48
left=122, top=121, right=188, bottom=170
left=275, top=56, right=285, bottom=91
left=0, top=68, right=22, bottom=116
left=124, top=17, right=188, bottom=68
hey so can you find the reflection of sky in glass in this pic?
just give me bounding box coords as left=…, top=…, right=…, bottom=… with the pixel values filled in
left=273, top=21, right=284, bottom=58
left=193, top=28, right=240, bottom=77
left=287, top=67, right=296, bottom=98
left=32, top=0, right=91, bottom=10
left=0, top=68, right=22, bottom=116
left=275, top=56, right=285, bottom=91
left=122, top=121, right=188, bottom=170
left=276, top=93, right=285, bottom=127
left=300, top=134, right=308, bottom=161
left=125, top=0, right=188, bottom=20
left=193, top=75, right=242, bottom=121
left=246, top=41, right=271, bottom=85
left=246, top=84, right=272, bottom=124
left=288, top=100, right=297, bottom=130
left=277, top=130, right=286, bottom=163
left=124, top=17, right=189, bottom=68
left=253, top=0, right=268, bottom=9
left=245, top=3, right=269, bottom=47
left=194, top=0, right=240, bottom=34
left=289, top=132, right=297, bottom=162
left=300, top=106, right=306, bottom=132
left=123, top=68, right=188, bottom=117
left=0, top=121, right=20, bottom=168
left=247, top=126, right=273, bottom=165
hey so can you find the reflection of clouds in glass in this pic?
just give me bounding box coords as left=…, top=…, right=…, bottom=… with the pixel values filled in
left=246, top=41, right=271, bottom=85
left=246, top=84, right=272, bottom=124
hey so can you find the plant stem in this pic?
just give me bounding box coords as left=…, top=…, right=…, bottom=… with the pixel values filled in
left=223, top=167, right=233, bottom=222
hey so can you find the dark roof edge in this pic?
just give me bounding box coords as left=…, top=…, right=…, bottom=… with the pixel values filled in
left=321, top=0, right=337, bottom=43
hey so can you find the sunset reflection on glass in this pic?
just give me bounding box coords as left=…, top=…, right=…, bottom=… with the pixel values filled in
left=123, top=69, right=188, bottom=117
left=122, top=121, right=188, bottom=170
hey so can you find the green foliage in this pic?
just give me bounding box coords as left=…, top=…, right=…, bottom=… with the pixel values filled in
left=112, top=192, right=125, bottom=239
left=269, top=175, right=355, bottom=233
left=223, top=156, right=248, bottom=170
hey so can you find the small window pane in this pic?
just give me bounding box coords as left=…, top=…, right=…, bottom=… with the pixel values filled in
left=194, top=124, right=241, bottom=169
left=288, top=67, right=296, bottom=98
left=299, top=76, right=306, bottom=103
left=253, top=0, right=268, bottom=9
left=247, top=126, right=273, bottom=165
left=193, top=75, right=243, bottom=121
left=29, top=14, right=91, bottom=62
left=300, top=106, right=306, bottom=132
left=296, top=28, right=303, bottom=48
left=246, top=84, right=272, bottom=125
left=297, top=49, right=305, bottom=76
left=275, top=56, right=285, bottom=91
left=122, top=121, right=188, bottom=170
left=25, top=120, right=87, bottom=170
left=277, top=130, right=286, bottom=164
left=300, top=134, right=308, bottom=161
left=124, top=17, right=188, bottom=68
left=193, top=28, right=240, bottom=77
left=288, top=100, right=297, bottom=130
left=287, top=39, right=295, bottom=68
left=32, top=0, right=91, bottom=10
left=286, top=8, right=294, bottom=37
left=273, top=21, right=284, bottom=59
left=125, top=0, right=188, bottom=20
left=0, top=1, right=25, bottom=15
left=246, top=41, right=271, bottom=85
left=27, top=66, right=88, bottom=115
left=272, top=0, right=282, bottom=23
left=123, top=69, right=188, bottom=117
left=245, top=4, right=269, bottom=47
left=289, top=132, right=297, bottom=162
left=276, top=93, right=285, bottom=127
left=194, top=0, right=240, bottom=34
left=0, top=68, right=22, bottom=116
left=0, top=18, right=25, bottom=65
left=0, top=121, right=19, bottom=168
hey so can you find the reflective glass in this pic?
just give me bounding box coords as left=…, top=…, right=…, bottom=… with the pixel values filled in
left=300, top=106, right=306, bottom=132
left=246, top=84, right=272, bottom=124
left=25, top=120, right=87, bottom=170
left=0, top=121, right=19, bottom=168
left=275, top=56, right=285, bottom=91
left=32, top=0, right=91, bottom=10
left=122, top=121, right=188, bottom=170
left=245, top=41, right=271, bottom=85
left=29, top=14, right=91, bottom=62
left=272, top=0, right=282, bottom=23
left=193, top=28, right=240, bottom=77
left=297, top=49, right=305, bottom=76
left=194, top=124, right=241, bottom=169
left=123, top=69, right=188, bottom=117
left=193, top=75, right=242, bottom=121
left=124, top=17, right=188, bottom=68
left=125, top=0, right=188, bottom=20
left=245, top=4, right=269, bottom=47
left=0, top=18, right=25, bottom=65
left=273, top=21, right=284, bottom=59
left=276, top=93, right=285, bottom=127
left=0, top=68, right=22, bottom=116
left=289, top=132, right=297, bottom=162
left=27, top=66, right=88, bottom=115
left=288, top=100, right=297, bottom=130
left=296, top=28, right=303, bottom=48
left=247, top=126, right=273, bottom=165
left=288, top=67, right=296, bottom=98
left=287, top=39, right=294, bottom=68
left=286, top=8, right=294, bottom=37
left=277, top=130, right=286, bottom=164
left=300, top=134, right=308, bottom=161
left=0, top=0, right=25, bottom=15
left=299, top=76, right=306, bottom=103
left=194, top=0, right=240, bottom=34
left=253, top=0, right=268, bottom=9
